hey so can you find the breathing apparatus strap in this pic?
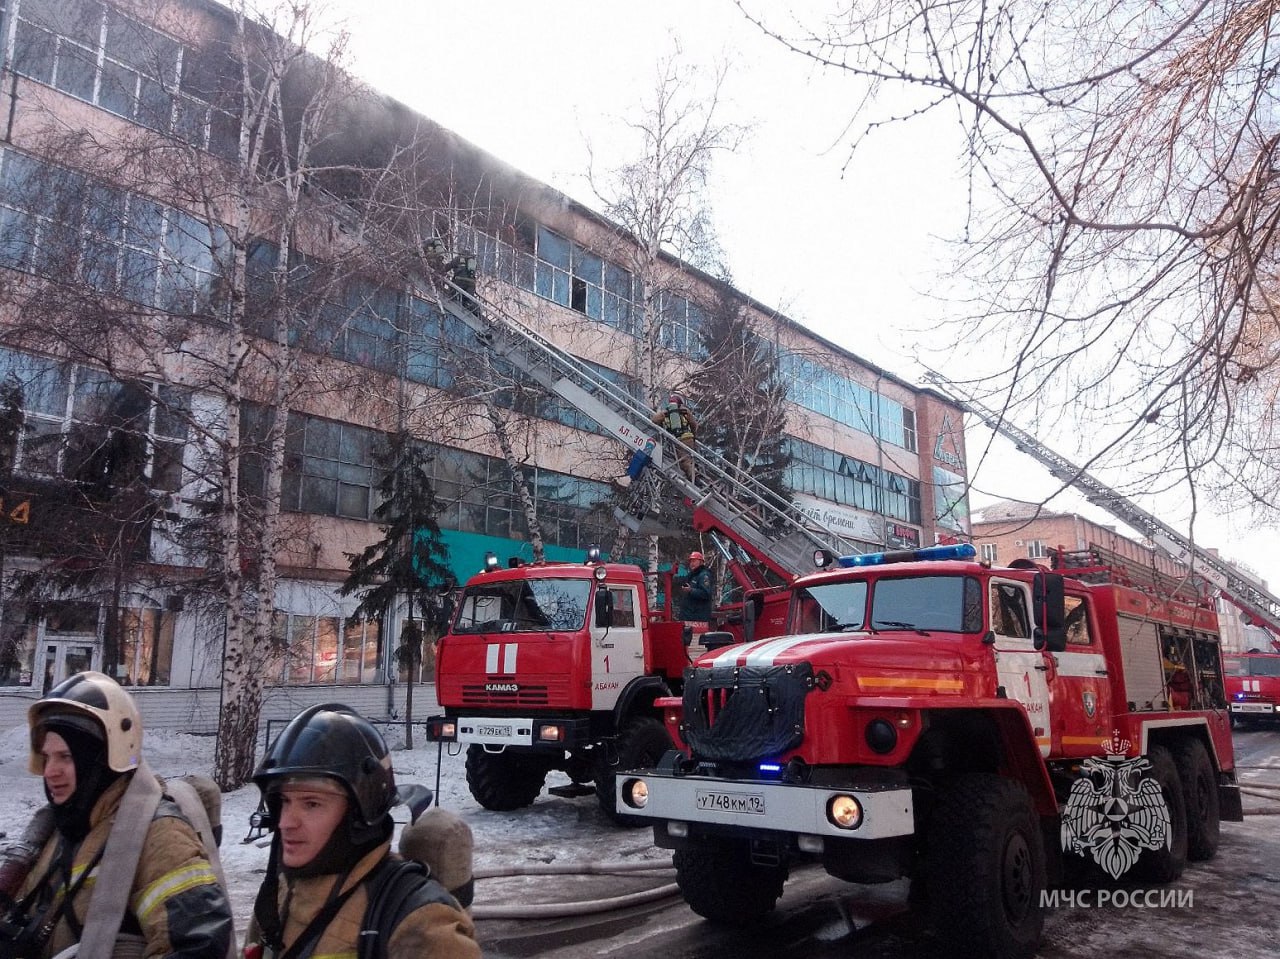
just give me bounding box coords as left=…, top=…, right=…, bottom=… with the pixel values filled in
left=76, top=761, right=162, bottom=959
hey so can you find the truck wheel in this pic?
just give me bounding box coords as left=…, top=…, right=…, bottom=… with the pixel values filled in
left=926, top=773, right=1045, bottom=959
left=674, top=840, right=788, bottom=923
left=594, top=717, right=672, bottom=824
left=465, top=745, right=548, bottom=811
left=1173, top=738, right=1218, bottom=861
left=1131, top=745, right=1188, bottom=883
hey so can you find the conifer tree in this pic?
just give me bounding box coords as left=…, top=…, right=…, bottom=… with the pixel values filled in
left=342, top=429, right=452, bottom=747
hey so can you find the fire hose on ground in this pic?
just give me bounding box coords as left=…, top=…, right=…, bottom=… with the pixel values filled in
left=470, top=858, right=680, bottom=919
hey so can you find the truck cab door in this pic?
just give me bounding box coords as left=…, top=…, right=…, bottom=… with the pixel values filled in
left=589, top=584, right=645, bottom=711
left=1051, top=594, right=1113, bottom=757
left=989, top=578, right=1054, bottom=756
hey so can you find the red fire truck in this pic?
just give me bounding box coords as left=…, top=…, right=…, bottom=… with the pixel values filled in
left=617, top=544, right=1241, bottom=959
left=426, top=549, right=793, bottom=820
left=1226, top=649, right=1280, bottom=727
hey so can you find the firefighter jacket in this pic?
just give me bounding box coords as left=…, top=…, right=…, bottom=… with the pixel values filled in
left=245, top=842, right=480, bottom=959
left=16, top=774, right=233, bottom=959
left=680, top=565, right=714, bottom=623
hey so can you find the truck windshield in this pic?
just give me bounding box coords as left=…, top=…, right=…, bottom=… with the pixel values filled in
left=798, top=574, right=982, bottom=634
left=452, top=579, right=592, bottom=633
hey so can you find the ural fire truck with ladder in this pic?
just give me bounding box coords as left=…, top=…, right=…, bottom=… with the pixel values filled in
left=422, top=272, right=856, bottom=819
left=616, top=377, right=1253, bottom=959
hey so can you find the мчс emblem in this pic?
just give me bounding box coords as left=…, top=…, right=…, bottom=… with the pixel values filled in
left=1059, top=732, right=1171, bottom=879
left=1082, top=690, right=1097, bottom=719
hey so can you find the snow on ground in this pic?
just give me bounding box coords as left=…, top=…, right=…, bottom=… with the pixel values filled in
left=0, top=722, right=669, bottom=945
left=3, top=722, right=1279, bottom=958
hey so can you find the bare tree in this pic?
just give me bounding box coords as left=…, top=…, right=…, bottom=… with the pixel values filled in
left=587, top=45, right=748, bottom=568
left=0, top=0, right=452, bottom=786
left=738, top=0, right=1280, bottom=524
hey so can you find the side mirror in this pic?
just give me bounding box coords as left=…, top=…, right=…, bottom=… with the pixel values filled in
left=1033, top=627, right=1047, bottom=651
left=743, top=593, right=763, bottom=643
left=594, top=589, right=614, bottom=628
left=701, top=631, right=737, bottom=651
left=1032, top=572, right=1067, bottom=651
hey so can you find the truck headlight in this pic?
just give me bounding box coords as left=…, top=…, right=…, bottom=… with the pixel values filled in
left=622, top=778, right=649, bottom=809
left=827, top=794, right=863, bottom=829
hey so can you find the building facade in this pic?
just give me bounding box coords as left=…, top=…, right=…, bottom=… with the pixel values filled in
left=0, top=0, right=970, bottom=729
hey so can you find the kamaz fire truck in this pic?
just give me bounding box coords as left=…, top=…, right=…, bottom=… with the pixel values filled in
left=617, top=543, right=1240, bottom=959
left=1226, top=649, right=1280, bottom=727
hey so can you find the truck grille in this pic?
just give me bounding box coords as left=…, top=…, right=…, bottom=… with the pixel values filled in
left=682, top=662, right=815, bottom=763
left=460, top=683, right=550, bottom=706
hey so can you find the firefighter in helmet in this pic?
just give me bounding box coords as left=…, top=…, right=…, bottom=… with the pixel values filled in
left=245, top=704, right=479, bottom=959
left=651, top=392, right=697, bottom=482
left=10, top=671, right=233, bottom=959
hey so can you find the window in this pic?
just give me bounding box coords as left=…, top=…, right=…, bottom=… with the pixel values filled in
left=779, top=350, right=918, bottom=450
left=990, top=582, right=1031, bottom=638
left=784, top=437, right=921, bottom=524
left=10, top=0, right=239, bottom=155
left=115, top=608, right=175, bottom=685
left=0, top=604, right=38, bottom=687
left=1027, top=540, right=1048, bottom=559
left=902, top=409, right=918, bottom=453
left=0, top=347, right=189, bottom=492
left=281, top=415, right=386, bottom=520
left=0, top=148, right=226, bottom=314
left=274, top=611, right=381, bottom=685
left=1063, top=595, right=1092, bottom=647
left=606, top=587, right=637, bottom=628
left=980, top=543, right=998, bottom=564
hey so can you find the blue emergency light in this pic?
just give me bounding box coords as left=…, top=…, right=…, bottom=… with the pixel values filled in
left=837, top=543, right=977, bottom=568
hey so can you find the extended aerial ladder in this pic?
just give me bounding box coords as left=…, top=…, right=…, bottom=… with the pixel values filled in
left=419, top=274, right=858, bottom=577
left=924, top=370, right=1280, bottom=639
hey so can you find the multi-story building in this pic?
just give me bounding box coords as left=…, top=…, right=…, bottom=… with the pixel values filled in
left=0, top=0, right=970, bottom=729
left=971, top=500, right=1267, bottom=653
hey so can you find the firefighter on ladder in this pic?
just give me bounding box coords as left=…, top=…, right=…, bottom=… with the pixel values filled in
left=651, top=392, right=697, bottom=483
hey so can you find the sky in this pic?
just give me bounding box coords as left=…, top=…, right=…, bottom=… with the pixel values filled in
left=316, top=1, right=1280, bottom=592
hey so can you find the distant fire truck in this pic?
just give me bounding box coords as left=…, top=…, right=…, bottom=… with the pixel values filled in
left=617, top=544, right=1241, bottom=959
left=1226, top=650, right=1280, bottom=727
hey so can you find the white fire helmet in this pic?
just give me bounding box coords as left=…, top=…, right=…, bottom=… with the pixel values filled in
left=29, top=671, right=143, bottom=774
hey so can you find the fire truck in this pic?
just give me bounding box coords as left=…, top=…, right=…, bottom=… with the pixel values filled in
left=423, top=275, right=853, bottom=819
left=616, top=543, right=1241, bottom=959
left=1226, top=649, right=1280, bottom=727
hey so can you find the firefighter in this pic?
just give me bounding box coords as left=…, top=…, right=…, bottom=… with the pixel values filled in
left=245, top=704, right=480, bottom=959
left=8, top=671, right=233, bottom=959
left=651, top=392, right=697, bottom=482
left=680, top=550, right=714, bottom=625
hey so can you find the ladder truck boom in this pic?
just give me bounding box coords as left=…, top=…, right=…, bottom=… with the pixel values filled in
left=923, top=369, right=1280, bottom=638
left=428, top=277, right=858, bottom=574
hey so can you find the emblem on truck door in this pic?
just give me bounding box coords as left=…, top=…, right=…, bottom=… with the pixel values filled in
left=1082, top=690, right=1097, bottom=718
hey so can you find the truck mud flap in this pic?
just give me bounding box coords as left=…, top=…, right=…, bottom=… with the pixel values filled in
left=1219, top=782, right=1244, bottom=822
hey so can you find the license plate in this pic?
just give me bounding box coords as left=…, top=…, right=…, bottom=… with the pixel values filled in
left=695, top=789, right=766, bottom=815
left=476, top=724, right=512, bottom=737
left=1233, top=703, right=1273, bottom=713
